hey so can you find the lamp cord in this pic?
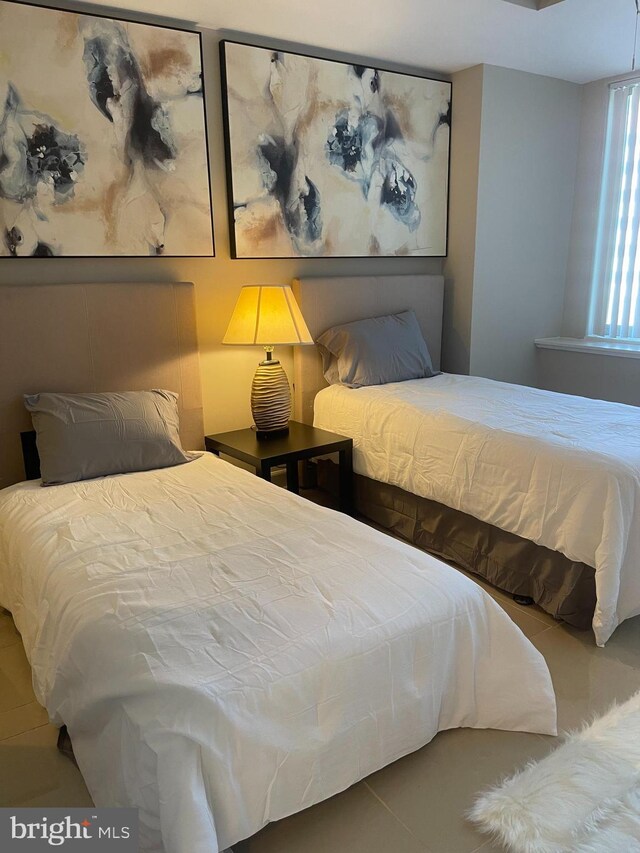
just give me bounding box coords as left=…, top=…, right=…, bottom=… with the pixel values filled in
left=634, top=0, right=640, bottom=71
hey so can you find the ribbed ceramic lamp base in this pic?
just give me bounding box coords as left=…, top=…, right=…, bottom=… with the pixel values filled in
left=251, top=360, right=291, bottom=433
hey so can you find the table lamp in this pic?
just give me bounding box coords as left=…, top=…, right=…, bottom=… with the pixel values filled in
left=223, top=285, right=314, bottom=436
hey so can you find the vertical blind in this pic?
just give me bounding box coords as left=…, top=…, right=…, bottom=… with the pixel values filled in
left=591, top=79, right=640, bottom=340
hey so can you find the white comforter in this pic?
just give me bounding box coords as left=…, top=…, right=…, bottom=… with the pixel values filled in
left=0, top=454, right=555, bottom=852
left=314, top=373, right=640, bottom=646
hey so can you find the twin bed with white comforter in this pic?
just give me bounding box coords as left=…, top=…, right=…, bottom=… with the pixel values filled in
left=314, top=373, right=640, bottom=647
left=292, top=275, right=638, bottom=645
left=0, top=453, right=556, bottom=852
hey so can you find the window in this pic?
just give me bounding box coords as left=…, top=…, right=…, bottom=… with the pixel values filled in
left=590, top=79, right=640, bottom=341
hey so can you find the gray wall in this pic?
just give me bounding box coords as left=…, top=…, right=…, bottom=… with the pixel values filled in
left=559, top=79, right=608, bottom=338
left=441, top=65, right=483, bottom=376
left=472, top=66, right=581, bottom=386
left=537, top=348, right=640, bottom=405
left=0, top=7, right=445, bottom=435
left=444, top=64, right=582, bottom=387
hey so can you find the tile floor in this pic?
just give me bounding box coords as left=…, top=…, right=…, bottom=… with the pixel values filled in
left=1, top=545, right=639, bottom=852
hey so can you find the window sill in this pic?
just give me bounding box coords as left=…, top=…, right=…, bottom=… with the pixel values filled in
left=535, top=337, right=640, bottom=359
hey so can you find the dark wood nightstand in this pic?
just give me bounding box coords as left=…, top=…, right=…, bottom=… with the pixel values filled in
left=205, top=421, right=354, bottom=514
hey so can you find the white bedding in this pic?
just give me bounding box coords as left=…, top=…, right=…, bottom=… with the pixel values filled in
left=314, top=373, right=640, bottom=646
left=0, top=454, right=555, bottom=852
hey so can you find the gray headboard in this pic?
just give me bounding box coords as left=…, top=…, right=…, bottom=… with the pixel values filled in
left=0, top=282, right=204, bottom=488
left=292, top=274, right=444, bottom=425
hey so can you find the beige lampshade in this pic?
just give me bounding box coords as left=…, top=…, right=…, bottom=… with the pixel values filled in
left=223, top=285, right=314, bottom=346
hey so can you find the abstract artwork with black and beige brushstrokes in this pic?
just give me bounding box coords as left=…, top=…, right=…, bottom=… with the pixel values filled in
left=0, top=0, right=214, bottom=257
left=221, top=41, right=451, bottom=258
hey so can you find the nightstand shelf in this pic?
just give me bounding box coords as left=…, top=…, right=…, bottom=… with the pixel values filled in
left=205, top=421, right=354, bottom=514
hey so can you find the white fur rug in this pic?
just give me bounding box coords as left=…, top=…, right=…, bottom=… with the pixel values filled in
left=469, top=691, right=640, bottom=853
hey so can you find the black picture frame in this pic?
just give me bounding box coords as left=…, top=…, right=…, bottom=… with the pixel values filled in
left=0, top=0, right=215, bottom=259
left=220, top=38, right=451, bottom=260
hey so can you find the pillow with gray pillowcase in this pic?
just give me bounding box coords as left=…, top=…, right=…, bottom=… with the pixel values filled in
left=24, top=389, right=200, bottom=486
left=317, top=309, right=439, bottom=388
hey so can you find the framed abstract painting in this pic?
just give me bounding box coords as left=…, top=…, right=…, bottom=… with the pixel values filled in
left=0, top=0, right=214, bottom=257
left=220, top=40, right=451, bottom=259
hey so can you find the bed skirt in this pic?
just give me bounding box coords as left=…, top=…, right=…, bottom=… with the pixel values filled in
left=317, top=460, right=596, bottom=630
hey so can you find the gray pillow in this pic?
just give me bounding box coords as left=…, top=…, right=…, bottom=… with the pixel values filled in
left=316, top=310, right=438, bottom=388
left=24, top=390, right=199, bottom=486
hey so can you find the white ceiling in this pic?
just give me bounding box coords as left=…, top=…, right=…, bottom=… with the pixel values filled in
left=86, top=0, right=634, bottom=84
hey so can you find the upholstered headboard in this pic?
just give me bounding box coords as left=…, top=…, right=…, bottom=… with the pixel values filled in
left=292, top=275, right=444, bottom=425
left=0, top=282, right=203, bottom=487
